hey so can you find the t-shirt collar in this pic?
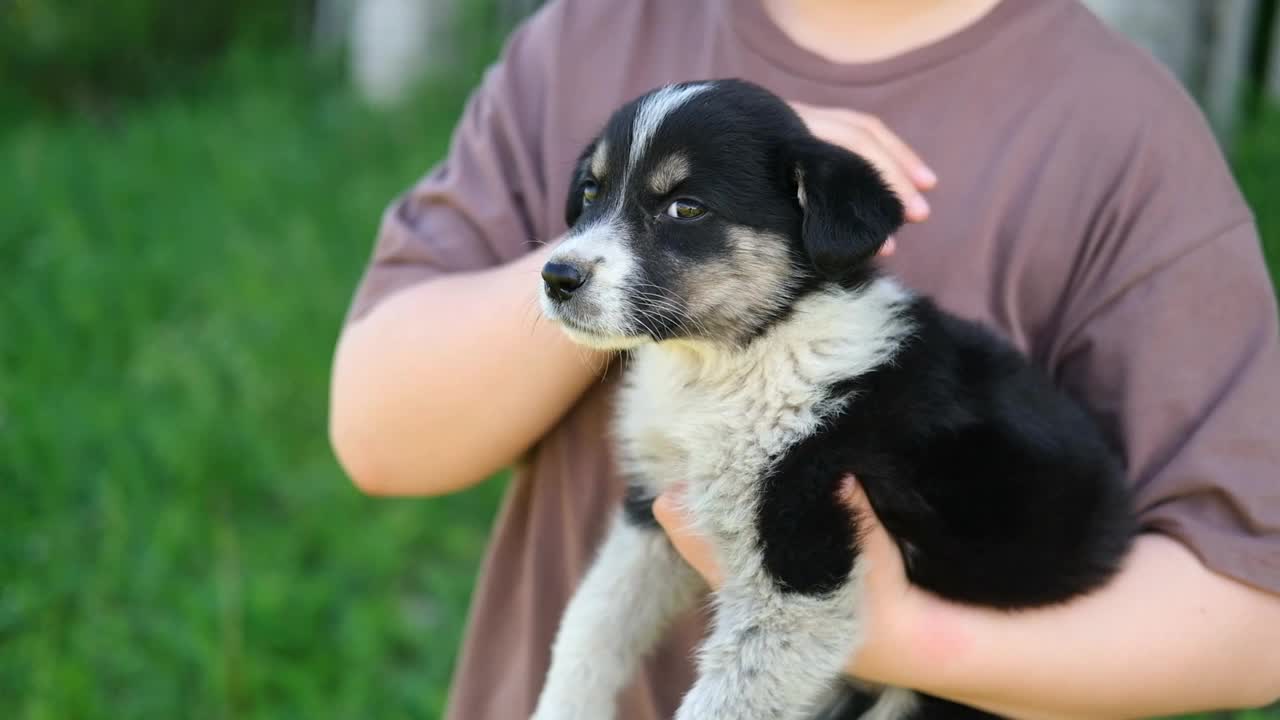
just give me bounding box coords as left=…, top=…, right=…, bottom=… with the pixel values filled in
left=727, top=0, right=1067, bottom=86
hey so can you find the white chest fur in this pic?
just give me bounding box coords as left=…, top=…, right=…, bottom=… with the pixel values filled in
left=613, top=280, right=913, bottom=548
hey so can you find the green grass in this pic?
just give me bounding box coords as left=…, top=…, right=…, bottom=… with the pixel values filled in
left=1234, top=105, right=1280, bottom=278
left=1, top=55, right=1277, bottom=719
left=0, top=55, right=505, bottom=719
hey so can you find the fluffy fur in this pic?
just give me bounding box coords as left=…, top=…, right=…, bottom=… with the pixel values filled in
left=533, top=79, right=1135, bottom=720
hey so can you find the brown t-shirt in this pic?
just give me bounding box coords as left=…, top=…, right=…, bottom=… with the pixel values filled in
left=344, top=1, right=1280, bottom=718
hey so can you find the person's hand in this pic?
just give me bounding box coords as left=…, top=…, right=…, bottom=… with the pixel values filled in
left=652, top=478, right=971, bottom=687
left=789, top=102, right=937, bottom=230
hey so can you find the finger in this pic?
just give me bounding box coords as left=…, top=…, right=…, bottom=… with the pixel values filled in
left=838, top=475, right=875, bottom=530
left=652, top=490, right=684, bottom=532
left=878, top=236, right=897, bottom=257
left=839, top=477, right=908, bottom=587
left=851, top=113, right=937, bottom=189
left=839, top=477, right=889, bottom=559
left=653, top=492, right=723, bottom=587
left=787, top=100, right=824, bottom=123
left=790, top=103, right=934, bottom=222
left=794, top=103, right=936, bottom=190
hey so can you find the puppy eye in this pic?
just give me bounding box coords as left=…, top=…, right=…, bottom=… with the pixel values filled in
left=665, top=199, right=706, bottom=220
left=582, top=181, right=600, bottom=205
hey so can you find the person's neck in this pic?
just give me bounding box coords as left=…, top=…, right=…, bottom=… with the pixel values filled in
left=759, top=0, right=1004, bottom=63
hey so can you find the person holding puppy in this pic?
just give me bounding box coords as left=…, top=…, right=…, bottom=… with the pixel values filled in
left=329, top=1, right=1280, bottom=718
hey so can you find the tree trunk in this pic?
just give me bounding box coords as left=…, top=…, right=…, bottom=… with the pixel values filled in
left=349, top=0, right=457, bottom=107
left=313, top=0, right=353, bottom=55
left=1080, top=0, right=1202, bottom=87
left=1201, top=0, right=1260, bottom=141
left=498, top=0, right=544, bottom=29
left=1082, top=0, right=1259, bottom=142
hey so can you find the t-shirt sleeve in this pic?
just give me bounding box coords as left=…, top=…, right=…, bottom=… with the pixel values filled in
left=1049, top=96, right=1280, bottom=592
left=344, top=3, right=562, bottom=324
left=1059, top=221, right=1280, bottom=592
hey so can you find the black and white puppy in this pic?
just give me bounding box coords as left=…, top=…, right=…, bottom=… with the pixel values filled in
left=533, top=79, right=1135, bottom=720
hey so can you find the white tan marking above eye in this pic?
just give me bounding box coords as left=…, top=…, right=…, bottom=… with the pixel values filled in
left=647, top=153, right=691, bottom=197
left=590, top=139, right=609, bottom=180
left=629, top=83, right=712, bottom=171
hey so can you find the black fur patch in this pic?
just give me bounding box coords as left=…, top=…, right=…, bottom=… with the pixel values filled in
left=790, top=135, right=903, bottom=281
left=758, top=434, right=860, bottom=596
left=815, top=684, right=879, bottom=719
left=907, top=695, right=1006, bottom=720
left=756, top=296, right=1134, bottom=607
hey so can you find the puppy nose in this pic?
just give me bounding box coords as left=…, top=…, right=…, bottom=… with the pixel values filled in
left=541, top=262, right=587, bottom=301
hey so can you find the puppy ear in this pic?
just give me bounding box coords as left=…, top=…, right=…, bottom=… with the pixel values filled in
left=790, top=137, right=905, bottom=281
left=564, top=141, right=597, bottom=229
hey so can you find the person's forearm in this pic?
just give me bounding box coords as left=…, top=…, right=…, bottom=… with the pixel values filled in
left=893, top=535, right=1280, bottom=718
left=329, top=243, right=607, bottom=496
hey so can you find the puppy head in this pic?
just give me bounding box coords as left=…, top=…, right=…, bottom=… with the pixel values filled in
left=540, top=79, right=904, bottom=350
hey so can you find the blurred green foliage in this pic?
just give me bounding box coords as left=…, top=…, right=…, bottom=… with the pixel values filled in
left=0, top=52, right=508, bottom=719
left=1235, top=105, right=1280, bottom=279
left=0, top=0, right=311, bottom=116
left=0, top=0, right=523, bottom=122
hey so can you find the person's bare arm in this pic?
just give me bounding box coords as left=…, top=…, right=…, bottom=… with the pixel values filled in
left=329, top=242, right=607, bottom=497
left=914, top=534, right=1280, bottom=719
left=655, top=484, right=1280, bottom=718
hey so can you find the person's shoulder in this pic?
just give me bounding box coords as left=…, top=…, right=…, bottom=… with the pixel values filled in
left=1033, top=2, right=1217, bottom=150
left=1014, top=1, right=1251, bottom=225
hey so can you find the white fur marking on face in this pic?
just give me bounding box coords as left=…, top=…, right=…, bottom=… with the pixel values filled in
left=630, top=84, right=712, bottom=170
left=541, top=215, right=645, bottom=348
